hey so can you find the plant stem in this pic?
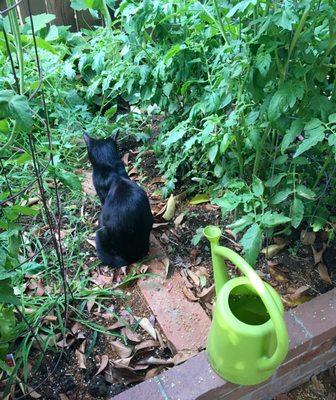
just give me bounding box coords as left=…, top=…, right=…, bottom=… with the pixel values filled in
left=313, top=157, right=331, bottom=189
left=101, top=0, right=112, bottom=29
left=213, top=0, right=230, bottom=45
left=253, top=127, right=271, bottom=177
left=0, top=121, right=17, bottom=155
left=7, top=0, right=24, bottom=94
left=282, top=6, right=310, bottom=83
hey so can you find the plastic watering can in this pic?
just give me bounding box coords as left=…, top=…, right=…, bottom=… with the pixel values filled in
left=203, top=225, right=289, bottom=386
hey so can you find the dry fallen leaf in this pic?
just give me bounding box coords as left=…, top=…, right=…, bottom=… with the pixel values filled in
left=75, top=340, right=87, bottom=369
left=145, top=367, right=163, bottom=380
left=110, top=340, right=133, bottom=358
left=137, top=356, right=174, bottom=366
left=56, top=334, right=75, bottom=348
left=311, top=375, right=325, bottom=395
left=137, top=317, right=157, bottom=340
left=161, top=257, right=170, bottom=277
left=162, top=194, right=176, bottom=221
left=106, top=364, right=144, bottom=385
left=174, top=212, right=184, bottom=227
left=317, top=263, right=332, bottom=284
left=107, top=320, right=126, bottom=330
left=134, top=340, right=159, bottom=353
left=173, top=350, right=198, bottom=365
left=282, top=294, right=312, bottom=307
left=59, top=394, right=70, bottom=400
left=152, top=222, right=170, bottom=229
left=86, top=238, right=96, bottom=248
left=261, top=244, right=286, bottom=258
left=123, top=328, right=142, bottom=343
left=95, top=355, right=109, bottom=376
left=87, top=300, right=95, bottom=313
left=122, top=153, right=129, bottom=165
left=300, top=230, right=316, bottom=245
left=80, top=170, right=96, bottom=196
left=311, top=243, right=327, bottom=265
left=288, top=285, right=310, bottom=301
left=186, top=269, right=200, bottom=286
left=198, top=285, right=215, bottom=303
left=27, top=387, right=42, bottom=399
left=269, top=266, right=288, bottom=282
left=182, top=286, right=198, bottom=302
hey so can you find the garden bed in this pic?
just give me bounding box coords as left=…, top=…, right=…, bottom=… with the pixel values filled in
left=4, top=137, right=336, bottom=400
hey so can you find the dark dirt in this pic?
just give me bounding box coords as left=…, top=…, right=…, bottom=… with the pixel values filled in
left=282, top=368, right=336, bottom=399
left=12, top=132, right=336, bottom=399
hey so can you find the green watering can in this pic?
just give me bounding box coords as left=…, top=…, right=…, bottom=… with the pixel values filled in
left=203, top=225, right=289, bottom=386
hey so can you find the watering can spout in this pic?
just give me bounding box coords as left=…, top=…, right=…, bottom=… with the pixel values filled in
left=203, top=225, right=230, bottom=295
left=203, top=225, right=222, bottom=244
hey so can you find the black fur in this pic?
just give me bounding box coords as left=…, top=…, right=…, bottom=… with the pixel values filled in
left=84, top=133, right=153, bottom=268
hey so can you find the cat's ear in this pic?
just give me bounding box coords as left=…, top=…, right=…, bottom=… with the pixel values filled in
left=83, top=132, right=91, bottom=145
left=111, top=130, right=120, bottom=142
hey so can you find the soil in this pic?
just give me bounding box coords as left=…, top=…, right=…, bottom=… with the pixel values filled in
left=9, top=132, right=336, bottom=399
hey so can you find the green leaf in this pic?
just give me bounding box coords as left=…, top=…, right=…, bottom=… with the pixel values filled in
left=163, top=83, right=173, bottom=97
left=265, top=173, right=287, bottom=188
left=163, top=123, right=187, bottom=146
left=23, top=13, right=56, bottom=33
left=164, top=44, right=186, bottom=62
left=0, top=91, right=33, bottom=132
left=189, top=194, right=210, bottom=205
left=256, top=51, right=271, bottom=76
left=281, top=119, right=303, bottom=154
left=290, top=198, right=304, bottom=228
left=294, top=119, right=325, bottom=157
left=59, top=171, right=82, bottom=191
left=71, top=0, right=88, bottom=10
left=220, top=133, right=233, bottom=154
left=328, top=113, right=336, bottom=124
left=0, top=279, right=19, bottom=305
left=227, top=215, right=254, bottom=234
left=105, top=105, right=117, bottom=118
left=252, top=176, right=264, bottom=197
left=50, top=166, right=81, bottom=191
left=64, top=63, right=76, bottom=80
left=239, top=223, right=262, bottom=266
left=92, top=51, right=105, bottom=72
left=208, top=144, right=218, bottom=163
left=268, top=82, right=305, bottom=122
left=261, top=212, right=291, bottom=228
left=270, top=188, right=292, bottom=205
left=296, top=185, right=316, bottom=200
left=227, top=0, right=257, bottom=18
left=11, top=205, right=39, bottom=216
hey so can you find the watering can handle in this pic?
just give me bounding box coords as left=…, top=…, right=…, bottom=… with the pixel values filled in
left=214, top=246, right=289, bottom=371
left=203, top=226, right=289, bottom=372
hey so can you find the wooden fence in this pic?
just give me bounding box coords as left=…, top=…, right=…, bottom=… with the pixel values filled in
left=0, top=0, right=103, bottom=30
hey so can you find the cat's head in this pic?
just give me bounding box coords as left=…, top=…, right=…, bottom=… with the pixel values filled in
left=83, top=132, right=120, bottom=167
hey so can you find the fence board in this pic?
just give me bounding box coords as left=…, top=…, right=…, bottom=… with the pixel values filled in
left=0, top=0, right=103, bottom=31
left=45, top=0, right=76, bottom=30
left=19, top=0, right=46, bottom=24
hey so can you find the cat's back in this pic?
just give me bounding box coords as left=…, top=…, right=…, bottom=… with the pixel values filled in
left=103, top=175, right=152, bottom=223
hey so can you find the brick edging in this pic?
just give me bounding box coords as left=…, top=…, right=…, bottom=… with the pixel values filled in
left=111, top=288, right=336, bottom=400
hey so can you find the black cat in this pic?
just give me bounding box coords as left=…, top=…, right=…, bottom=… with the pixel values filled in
left=84, top=132, right=153, bottom=268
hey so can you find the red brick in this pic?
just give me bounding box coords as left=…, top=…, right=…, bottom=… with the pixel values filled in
left=109, top=379, right=164, bottom=400
left=158, top=352, right=237, bottom=400
left=291, top=288, right=336, bottom=347
left=284, top=311, right=312, bottom=359
left=138, top=236, right=211, bottom=353
left=276, top=340, right=333, bottom=377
